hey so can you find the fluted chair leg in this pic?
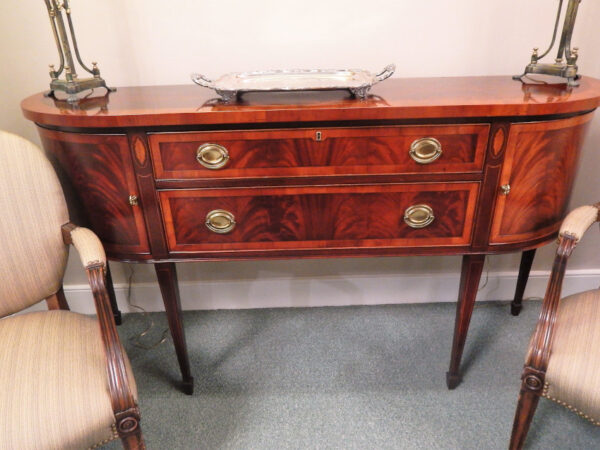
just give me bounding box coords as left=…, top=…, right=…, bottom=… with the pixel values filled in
left=121, top=428, right=145, bottom=450
left=510, top=389, right=540, bottom=450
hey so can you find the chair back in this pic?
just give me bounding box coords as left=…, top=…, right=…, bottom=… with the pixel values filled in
left=0, top=131, right=69, bottom=317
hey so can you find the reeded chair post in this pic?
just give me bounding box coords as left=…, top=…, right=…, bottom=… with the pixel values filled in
left=509, top=203, right=600, bottom=449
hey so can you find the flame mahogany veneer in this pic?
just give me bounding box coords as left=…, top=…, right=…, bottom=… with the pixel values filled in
left=22, top=77, right=600, bottom=393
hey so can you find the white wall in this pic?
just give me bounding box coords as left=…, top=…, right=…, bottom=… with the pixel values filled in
left=2, top=0, right=600, bottom=312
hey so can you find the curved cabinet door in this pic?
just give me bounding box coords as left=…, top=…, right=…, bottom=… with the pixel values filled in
left=490, top=113, right=593, bottom=245
left=38, top=127, right=150, bottom=257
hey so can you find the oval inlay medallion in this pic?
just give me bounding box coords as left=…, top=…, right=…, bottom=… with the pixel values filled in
left=492, top=127, right=506, bottom=156
left=133, top=136, right=147, bottom=166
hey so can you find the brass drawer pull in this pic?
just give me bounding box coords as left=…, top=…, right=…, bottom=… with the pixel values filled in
left=205, top=209, right=236, bottom=234
left=500, top=184, right=511, bottom=195
left=196, top=143, right=229, bottom=169
left=409, top=137, right=443, bottom=164
left=404, top=204, right=435, bottom=229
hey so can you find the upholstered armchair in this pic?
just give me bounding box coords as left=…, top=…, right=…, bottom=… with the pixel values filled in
left=510, top=203, right=600, bottom=449
left=0, top=131, right=144, bottom=449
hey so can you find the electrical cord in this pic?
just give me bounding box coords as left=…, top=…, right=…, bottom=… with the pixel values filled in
left=125, top=265, right=169, bottom=350
left=477, top=257, right=490, bottom=292
left=474, top=258, right=543, bottom=307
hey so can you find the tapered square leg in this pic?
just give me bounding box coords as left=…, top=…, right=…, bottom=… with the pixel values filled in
left=447, top=254, right=486, bottom=389
left=511, top=249, right=536, bottom=316
left=155, top=262, right=194, bottom=395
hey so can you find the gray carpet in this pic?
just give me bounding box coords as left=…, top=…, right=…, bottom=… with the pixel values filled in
left=107, top=302, right=599, bottom=449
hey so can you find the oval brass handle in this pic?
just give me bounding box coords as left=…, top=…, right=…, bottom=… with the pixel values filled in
left=404, top=204, right=435, bottom=229
left=409, top=137, right=443, bottom=164
left=205, top=209, right=236, bottom=234
left=196, top=143, right=229, bottom=169
left=500, top=184, right=511, bottom=195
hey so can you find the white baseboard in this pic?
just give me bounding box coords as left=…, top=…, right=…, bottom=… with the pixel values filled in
left=35, top=269, right=600, bottom=315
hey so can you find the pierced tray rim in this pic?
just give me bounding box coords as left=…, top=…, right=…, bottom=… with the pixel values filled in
left=191, top=64, right=395, bottom=102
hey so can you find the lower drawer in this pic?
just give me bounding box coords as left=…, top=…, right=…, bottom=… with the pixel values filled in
left=160, top=183, right=479, bottom=253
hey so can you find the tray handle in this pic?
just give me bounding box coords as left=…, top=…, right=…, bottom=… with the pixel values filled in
left=191, top=73, right=216, bottom=89
left=374, top=64, right=396, bottom=84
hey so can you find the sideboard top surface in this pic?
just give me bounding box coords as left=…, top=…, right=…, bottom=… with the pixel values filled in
left=22, top=76, right=600, bottom=128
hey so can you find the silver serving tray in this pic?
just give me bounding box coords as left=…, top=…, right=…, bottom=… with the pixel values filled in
left=191, top=64, right=395, bottom=102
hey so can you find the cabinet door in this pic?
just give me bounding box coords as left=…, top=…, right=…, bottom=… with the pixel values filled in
left=490, top=113, right=593, bottom=245
left=38, top=127, right=150, bottom=257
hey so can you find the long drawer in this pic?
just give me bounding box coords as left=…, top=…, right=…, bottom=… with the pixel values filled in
left=149, top=125, right=489, bottom=180
left=160, top=183, right=479, bottom=253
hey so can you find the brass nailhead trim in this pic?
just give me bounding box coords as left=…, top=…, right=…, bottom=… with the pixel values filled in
left=88, top=424, right=119, bottom=449
left=542, top=383, right=600, bottom=426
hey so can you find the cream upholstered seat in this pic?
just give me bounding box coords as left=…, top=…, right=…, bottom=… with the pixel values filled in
left=510, top=203, right=600, bottom=449
left=0, top=311, right=137, bottom=449
left=0, top=131, right=144, bottom=449
left=544, top=289, right=600, bottom=424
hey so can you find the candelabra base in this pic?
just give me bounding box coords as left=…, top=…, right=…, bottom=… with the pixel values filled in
left=513, top=62, right=580, bottom=87
left=45, top=76, right=116, bottom=103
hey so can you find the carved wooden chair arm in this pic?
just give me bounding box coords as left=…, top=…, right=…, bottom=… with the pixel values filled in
left=558, top=204, right=600, bottom=242
left=61, top=223, right=143, bottom=446
left=62, top=223, right=107, bottom=267
left=526, top=204, right=600, bottom=373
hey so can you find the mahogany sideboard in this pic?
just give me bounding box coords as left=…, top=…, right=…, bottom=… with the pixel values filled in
left=22, top=76, right=600, bottom=395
